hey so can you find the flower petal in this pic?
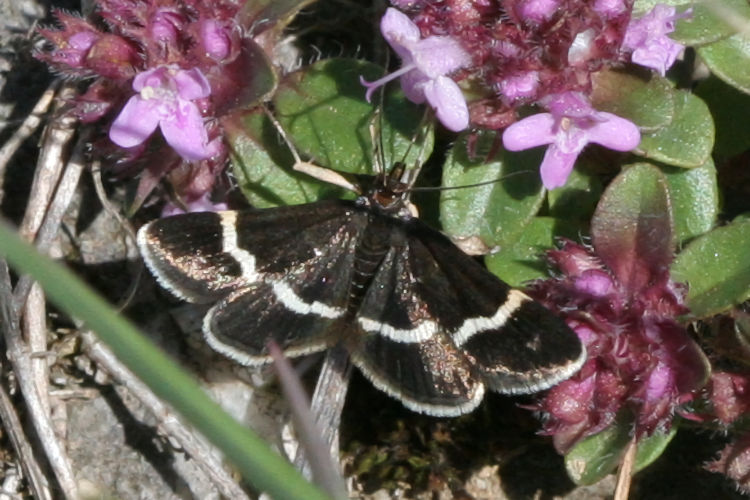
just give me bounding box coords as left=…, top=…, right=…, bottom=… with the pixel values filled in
left=539, top=143, right=579, bottom=189
left=587, top=113, right=641, bottom=151
left=412, top=36, right=470, bottom=78
left=502, top=113, right=557, bottom=151
left=380, top=8, right=421, bottom=62
left=109, top=95, right=161, bottom=148
left=423, top=76, right=469, bottom=132
left=174, top=67, right=211, bottom=100
left=132, top=66, right=168, bottom=92
left=160, top=99, right=211, bottom=160
left=400, top=69, right=429, bottom=104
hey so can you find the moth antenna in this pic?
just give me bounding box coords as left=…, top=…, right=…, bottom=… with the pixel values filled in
left=402, top=109, right=433, bottom=193
left=262, top=104, right=362, bottom=194
left=409, top=170, right=534, bottom=192
left=369, top=110, right=385, bottom=178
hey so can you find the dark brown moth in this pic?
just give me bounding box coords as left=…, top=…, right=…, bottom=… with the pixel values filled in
left=137, top=170, right=585, bottom=416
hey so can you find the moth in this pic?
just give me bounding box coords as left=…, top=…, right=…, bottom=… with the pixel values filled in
left=137, top=168, right=585, bottom=416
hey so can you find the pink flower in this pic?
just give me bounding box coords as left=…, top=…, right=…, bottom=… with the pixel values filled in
left=109, top=66, right=213, bottom=161
left=360, top=8, right=471, bottom=132
left=502, top=92, right=640, bottom=189
left=623, top=4, right=690, bottom=76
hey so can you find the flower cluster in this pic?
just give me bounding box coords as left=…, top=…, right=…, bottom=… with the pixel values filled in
left=372, top=2, right=688, bottom=188
left=528, top=240, right=707, bottom=452
left=36, top=0, right=249, bottom=205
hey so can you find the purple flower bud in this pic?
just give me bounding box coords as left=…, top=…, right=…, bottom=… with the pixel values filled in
left=623, top=4, right=690, bottom=76
left=36, top=11, right=138, bottom=79
left=502, top=92, right=640, bottom=189
left=706, top=433, right=750, bottom=494
left=517, top=0, right=561, bottom=23
left=594, top=0, right=627, bottom=18
left=707, top=372, right=750, bottom=425
left=498, top=71, right=540, bottom=102
left=86, top=34, right=140, bottom=80
left=360, top=8, right=471, bottom=131
left=200, top=19, right=232, bottom=61
left=109, top=66, right=213, bottom=161
left=150, top=9, right=184, bottom=45
left=574, top=269, right=615, bottom=297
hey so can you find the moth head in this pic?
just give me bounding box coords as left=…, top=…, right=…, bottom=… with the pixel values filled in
left=366, top=161, right=419, bottom=218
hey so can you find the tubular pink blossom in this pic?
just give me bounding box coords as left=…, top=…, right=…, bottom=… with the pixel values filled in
left=502, top=92, right=640, bottom=189
left=109, top=66, right=213, bottom=161
left=361, top=8, right=471, bottom=131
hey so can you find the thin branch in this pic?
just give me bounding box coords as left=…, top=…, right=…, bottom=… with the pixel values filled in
left=614, top=436, right=637, bottom=500
left=15, top=85, right=77, bottom=244
left=12, top=117, right=85, bottom=312
left=0, top=264, right=51, bottom=500
left=0, top=82, right=59, bottom=188
left=0, top=261, right=79, bottom=499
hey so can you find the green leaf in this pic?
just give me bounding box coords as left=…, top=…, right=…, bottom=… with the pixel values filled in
left=239, top=0, right=316, bottom=35
left=634, top=427, right=678, bottom=473
left=698, top=33, right=750, bottom=95
left=565, top=420, right=631, bottom=485
left=0, top=223, right=330, bottom=500
left=635, top=91, right=714, bottom=168
left=592, top=163, right=673, bottom=292
left=591, top=70, right=675, bottom=132
left=631, top=0, right=742, bottom=46
left=274, top=58, right=433, bottom=176
left=565, top=419, right=678, bottom=485
left=219, top=38, right=278, bottom=112
left=672, top=1, right=750, bottom=46
left=671, top=217, right=750, bottom=317
left=662, top=159, right=719, bottom=244
left=485, top=217, right=582, bottom=287
left=632, top=0, right=684, bottom=15
left=694, top=76, right=750, bottom=157
left=440, top=130, right=544, bottom=248
left=548, top=165, right=603, bottom=220
left=224, top=108, right=346, bottom=207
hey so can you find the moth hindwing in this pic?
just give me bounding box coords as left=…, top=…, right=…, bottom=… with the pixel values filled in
left=138, top=186, right=585, bottom=416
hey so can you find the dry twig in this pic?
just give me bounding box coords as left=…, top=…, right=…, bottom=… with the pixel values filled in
left=0, top=82, right=59, bottom=192
left=614, top=437, right=637, bottom=500
left=0, top=261, right=78, bottom=498
left=3, top=82, right=83, bottom=499
left=0, top=262, right=51, bottom=500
